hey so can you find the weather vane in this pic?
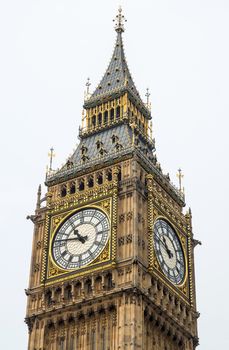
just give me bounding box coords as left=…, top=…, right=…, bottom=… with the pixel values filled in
left=113, top=6, right=127, bottom=33
left=48, top=147, right=55, bottom=171
left=176, top=168, right=184, bottom=193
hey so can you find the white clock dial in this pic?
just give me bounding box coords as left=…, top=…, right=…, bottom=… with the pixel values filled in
left=153, top=219, right=185, bottom=285
left=52, top=208, right=110, bottom=270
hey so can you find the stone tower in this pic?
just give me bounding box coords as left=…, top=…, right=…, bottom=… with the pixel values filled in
left=25, top=8, right=199, bottom=350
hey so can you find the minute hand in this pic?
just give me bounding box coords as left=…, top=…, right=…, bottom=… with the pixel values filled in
left=155, top=233, right=173, bottom=258
left=55, top=237, right=82, bottom=242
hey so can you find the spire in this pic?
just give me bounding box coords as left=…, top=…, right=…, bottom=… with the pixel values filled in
left=84, top=8, right=149, bottom=118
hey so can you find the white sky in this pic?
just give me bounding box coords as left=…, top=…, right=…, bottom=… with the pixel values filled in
left=0, top=0, right=229, bottom=349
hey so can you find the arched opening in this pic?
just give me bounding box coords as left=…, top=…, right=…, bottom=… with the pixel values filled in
left=70, top=182, right=76, bottom=194
left=85, top=279, right=92, bottom=295
left=107, top=169, right=112, bottom=181
left=115, top=143, right=123, bottom=152
left=111, top=134, right=118, bottom=144
left=104, top=110, right=108, bottom=124
left=92, top=115, right=96, bottom=127
left=95, top=276, right=102, bottom=292
left=60, top=185, right=67, bottom=197
left=98, top=113, right=102, bottom=126
left=81, top=145, right=88, bottom=155
left=96, top=140, right=103, bottom=150
left=88, top=176, right=94, bottom=188
left=97, top=173, right=103, bottom=185
left=64, top=285, right=72, bottom=301
left=110, top=108, right=114, bottom=122
left=45, top=290, right=52, bottom=306
left=55, top=287, right=62, bottom=303
left=116, top=106, right=120, bottom=119
left=75, top=281, right=81, bottom=297
left=79, top=179, right=85, bottom=191
left=105, top=273, right=113, bottom=290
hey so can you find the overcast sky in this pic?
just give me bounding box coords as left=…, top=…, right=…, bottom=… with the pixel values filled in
left=0, top=0, right=229, bottom=349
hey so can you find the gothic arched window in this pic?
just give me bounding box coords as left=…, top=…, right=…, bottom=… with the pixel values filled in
left=75, top=281, right=82, bottom=297
left=118, top=169, right=122, bottom=181
left=116, top=106, right=120, bottom=119
left=79, top=179, right=85, bottom=191
left=107, top=169, right=112, bottom=181
left=85, top=279, right=92, bottom=294
left=70, top=182, right=76, bottom=194
left=45, top=290, right=52, bottom=306
left=64, top=285, right=72, bottom=300
left=104, top=110, right=108, bottom=124
left=105, top=272, right=113, bottom=290
left=60, top=185, right=67, bottom=197
left=95, top=276, right=102, bottom=292
left=88, top=176, right=94, bottom=188
left=110, top=108, right=114, bottom=122
left=92, top=115, right=96, bottom=127
left=97, top=173, right=103, bottom=185
left=98, top=113, right=102, bottom=126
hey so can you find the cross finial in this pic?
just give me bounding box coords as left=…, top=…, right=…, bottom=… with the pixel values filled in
left=86, top=77, right=91, bottom=94
left=176, top=168, right=184, bottom=193
left=84, top=77, right=91, bottom=101
left=145, top=88, right=150, bottom=106
left=48, top=147, right=55, bottom=171
left=113, top=6, right=127, bottom=33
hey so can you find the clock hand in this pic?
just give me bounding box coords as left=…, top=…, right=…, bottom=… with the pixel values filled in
left=155, top=233, right=173, bottom=259
left=162, top=236, right=173, bottom=258
left=73, top=229, right=88, bottom=244
left=55, top=237, right=83, bottom=242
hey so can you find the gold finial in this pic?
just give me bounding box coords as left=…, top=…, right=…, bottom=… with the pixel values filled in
left=176, top=168, right=184, bottom=193
left=113, top=6, right=127, bottom=33
left=48, top=147, right=55, bottom=171
left=36, top=184, right=41, bottom=209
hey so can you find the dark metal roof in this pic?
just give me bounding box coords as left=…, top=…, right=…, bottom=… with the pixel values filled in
left=90, top=32, right=140, bottom=100
left=72, top=124, right=132, bottom=164
left=45, top=123, right=185, bottom=206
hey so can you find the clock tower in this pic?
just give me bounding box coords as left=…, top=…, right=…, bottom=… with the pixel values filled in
left=25, top=8, right=199, bottom=350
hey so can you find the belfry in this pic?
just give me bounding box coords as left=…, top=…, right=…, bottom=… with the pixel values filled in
left=25, top=8, right=199, bottom=349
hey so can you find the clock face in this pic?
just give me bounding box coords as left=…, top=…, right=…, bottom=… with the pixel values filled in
left=153, top=219, right=185, bottom=285
left=52, top=208, right=110, bottom=270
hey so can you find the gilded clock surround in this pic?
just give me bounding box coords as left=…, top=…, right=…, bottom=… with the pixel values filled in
left=47, top=201, right=112, bottom=279
left=25, top=8, right=199, bottom=350
left=152, top=216, right=188, bottom=287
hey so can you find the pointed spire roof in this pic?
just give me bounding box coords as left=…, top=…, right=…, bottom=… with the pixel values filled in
left=84, top=8, right=150, bottom=118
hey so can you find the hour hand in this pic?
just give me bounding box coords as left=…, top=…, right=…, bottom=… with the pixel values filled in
left=73, top=229, right=88, bottom=243
left=162, top=236, right=173, bottom=258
